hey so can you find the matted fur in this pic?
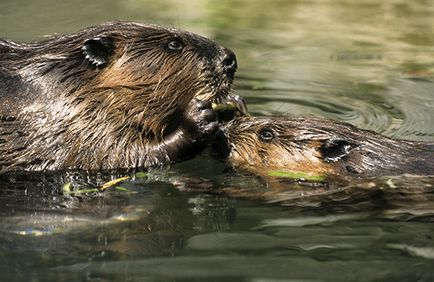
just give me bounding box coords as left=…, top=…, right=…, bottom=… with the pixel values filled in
left=0, top=21, right=235, bottom=172
left=219, top=116, right=434, bottom=177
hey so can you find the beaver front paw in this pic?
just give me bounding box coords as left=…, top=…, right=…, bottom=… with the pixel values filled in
left=182, top=99, right=219, bottom=142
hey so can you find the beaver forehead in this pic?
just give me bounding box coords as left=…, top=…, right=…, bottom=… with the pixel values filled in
left=89, top=22, right=222, bottom=59
left=100, top=21, right=213, bottom=42
left=227, top=116, right=358, bottom=140
left=31, top=21, right=224, bottom=63
left=226, top=116, right=288, bottom=137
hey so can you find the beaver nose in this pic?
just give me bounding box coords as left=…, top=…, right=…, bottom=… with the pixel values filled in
left=221, top=49, right=237, bottom=78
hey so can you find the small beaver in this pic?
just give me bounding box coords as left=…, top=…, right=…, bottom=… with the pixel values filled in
left=0, top=21, right=237, bottom=172
left=214, top=116, right=434, bottom=178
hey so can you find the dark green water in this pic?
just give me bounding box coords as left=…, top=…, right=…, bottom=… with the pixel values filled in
left=1, top=0, right=434, bottom=281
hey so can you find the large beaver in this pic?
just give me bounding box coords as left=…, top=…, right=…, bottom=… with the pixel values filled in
left=214, top=116, right=434, bottom=178
left=0, top=21, right=237, bottom=172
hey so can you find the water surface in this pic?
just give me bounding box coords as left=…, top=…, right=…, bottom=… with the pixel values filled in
left=1, top=0, right=434, bottom=281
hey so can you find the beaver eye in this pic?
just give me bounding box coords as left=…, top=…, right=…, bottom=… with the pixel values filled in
left=168, top=40, right=183, bottom=51
left=259, top=128, right=274, bottom=142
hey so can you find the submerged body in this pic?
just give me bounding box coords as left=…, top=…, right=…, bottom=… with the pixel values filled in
left=215, top=116, right=434, bottom=178
left=0, top=21, right=237, bottom=172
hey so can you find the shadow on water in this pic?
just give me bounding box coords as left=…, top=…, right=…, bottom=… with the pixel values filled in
left=1, top=0, right=434, bottom=281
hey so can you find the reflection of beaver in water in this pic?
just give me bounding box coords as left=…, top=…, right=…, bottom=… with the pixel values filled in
left=0, top=21, right=237, bottom=172
left=214, top=116, right=434, bottom=178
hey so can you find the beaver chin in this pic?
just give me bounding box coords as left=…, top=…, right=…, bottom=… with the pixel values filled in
left=194, top=79, right=246, bottom=124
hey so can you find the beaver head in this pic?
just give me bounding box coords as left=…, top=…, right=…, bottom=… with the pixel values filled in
left=215, top=116, right=434, bottom=178
left=0, top=22, right=237, bottom=171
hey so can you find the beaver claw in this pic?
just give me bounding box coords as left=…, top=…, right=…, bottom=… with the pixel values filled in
left=183, top=99, right=219, bottom=141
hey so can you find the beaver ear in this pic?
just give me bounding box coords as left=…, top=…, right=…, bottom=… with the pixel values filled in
left=319, top=139, right=354, bottom=162
left=82, top=37, right=114, bottom=67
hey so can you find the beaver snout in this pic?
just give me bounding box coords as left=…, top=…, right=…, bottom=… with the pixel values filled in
left=220, top=48, right=237, bottom=79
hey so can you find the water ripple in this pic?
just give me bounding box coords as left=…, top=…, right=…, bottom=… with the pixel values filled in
left=237, top=74, right=434, bottom=141
left=239, top=87, right=401, bottom=135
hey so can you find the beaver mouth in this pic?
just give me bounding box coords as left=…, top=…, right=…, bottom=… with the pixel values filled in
left=211, top=94, right=248, bottom=124
left=195, top=82, right=232, bottom=106
left=194, top=64, right=235, bottom=103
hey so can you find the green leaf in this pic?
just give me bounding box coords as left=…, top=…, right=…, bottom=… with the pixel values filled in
left=135, top=172, right=149, bottom=178
left=211, top=102, right=237, bottom=112
left=268, top=170, right=325, bottom=181
left=385, top=178, right=397, bottom=189
left=115, top=186, right=139, bottom=194
left=100, top=176, right=130, bottom=191
left=115, top=186, right=130, bottom=192
left=62, top=182, right=72, bottom=193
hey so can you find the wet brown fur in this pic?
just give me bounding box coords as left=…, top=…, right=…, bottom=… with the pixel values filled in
left=0, top=21, right=236, bottom=172
left=218, top=116, right=434, bottom=177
